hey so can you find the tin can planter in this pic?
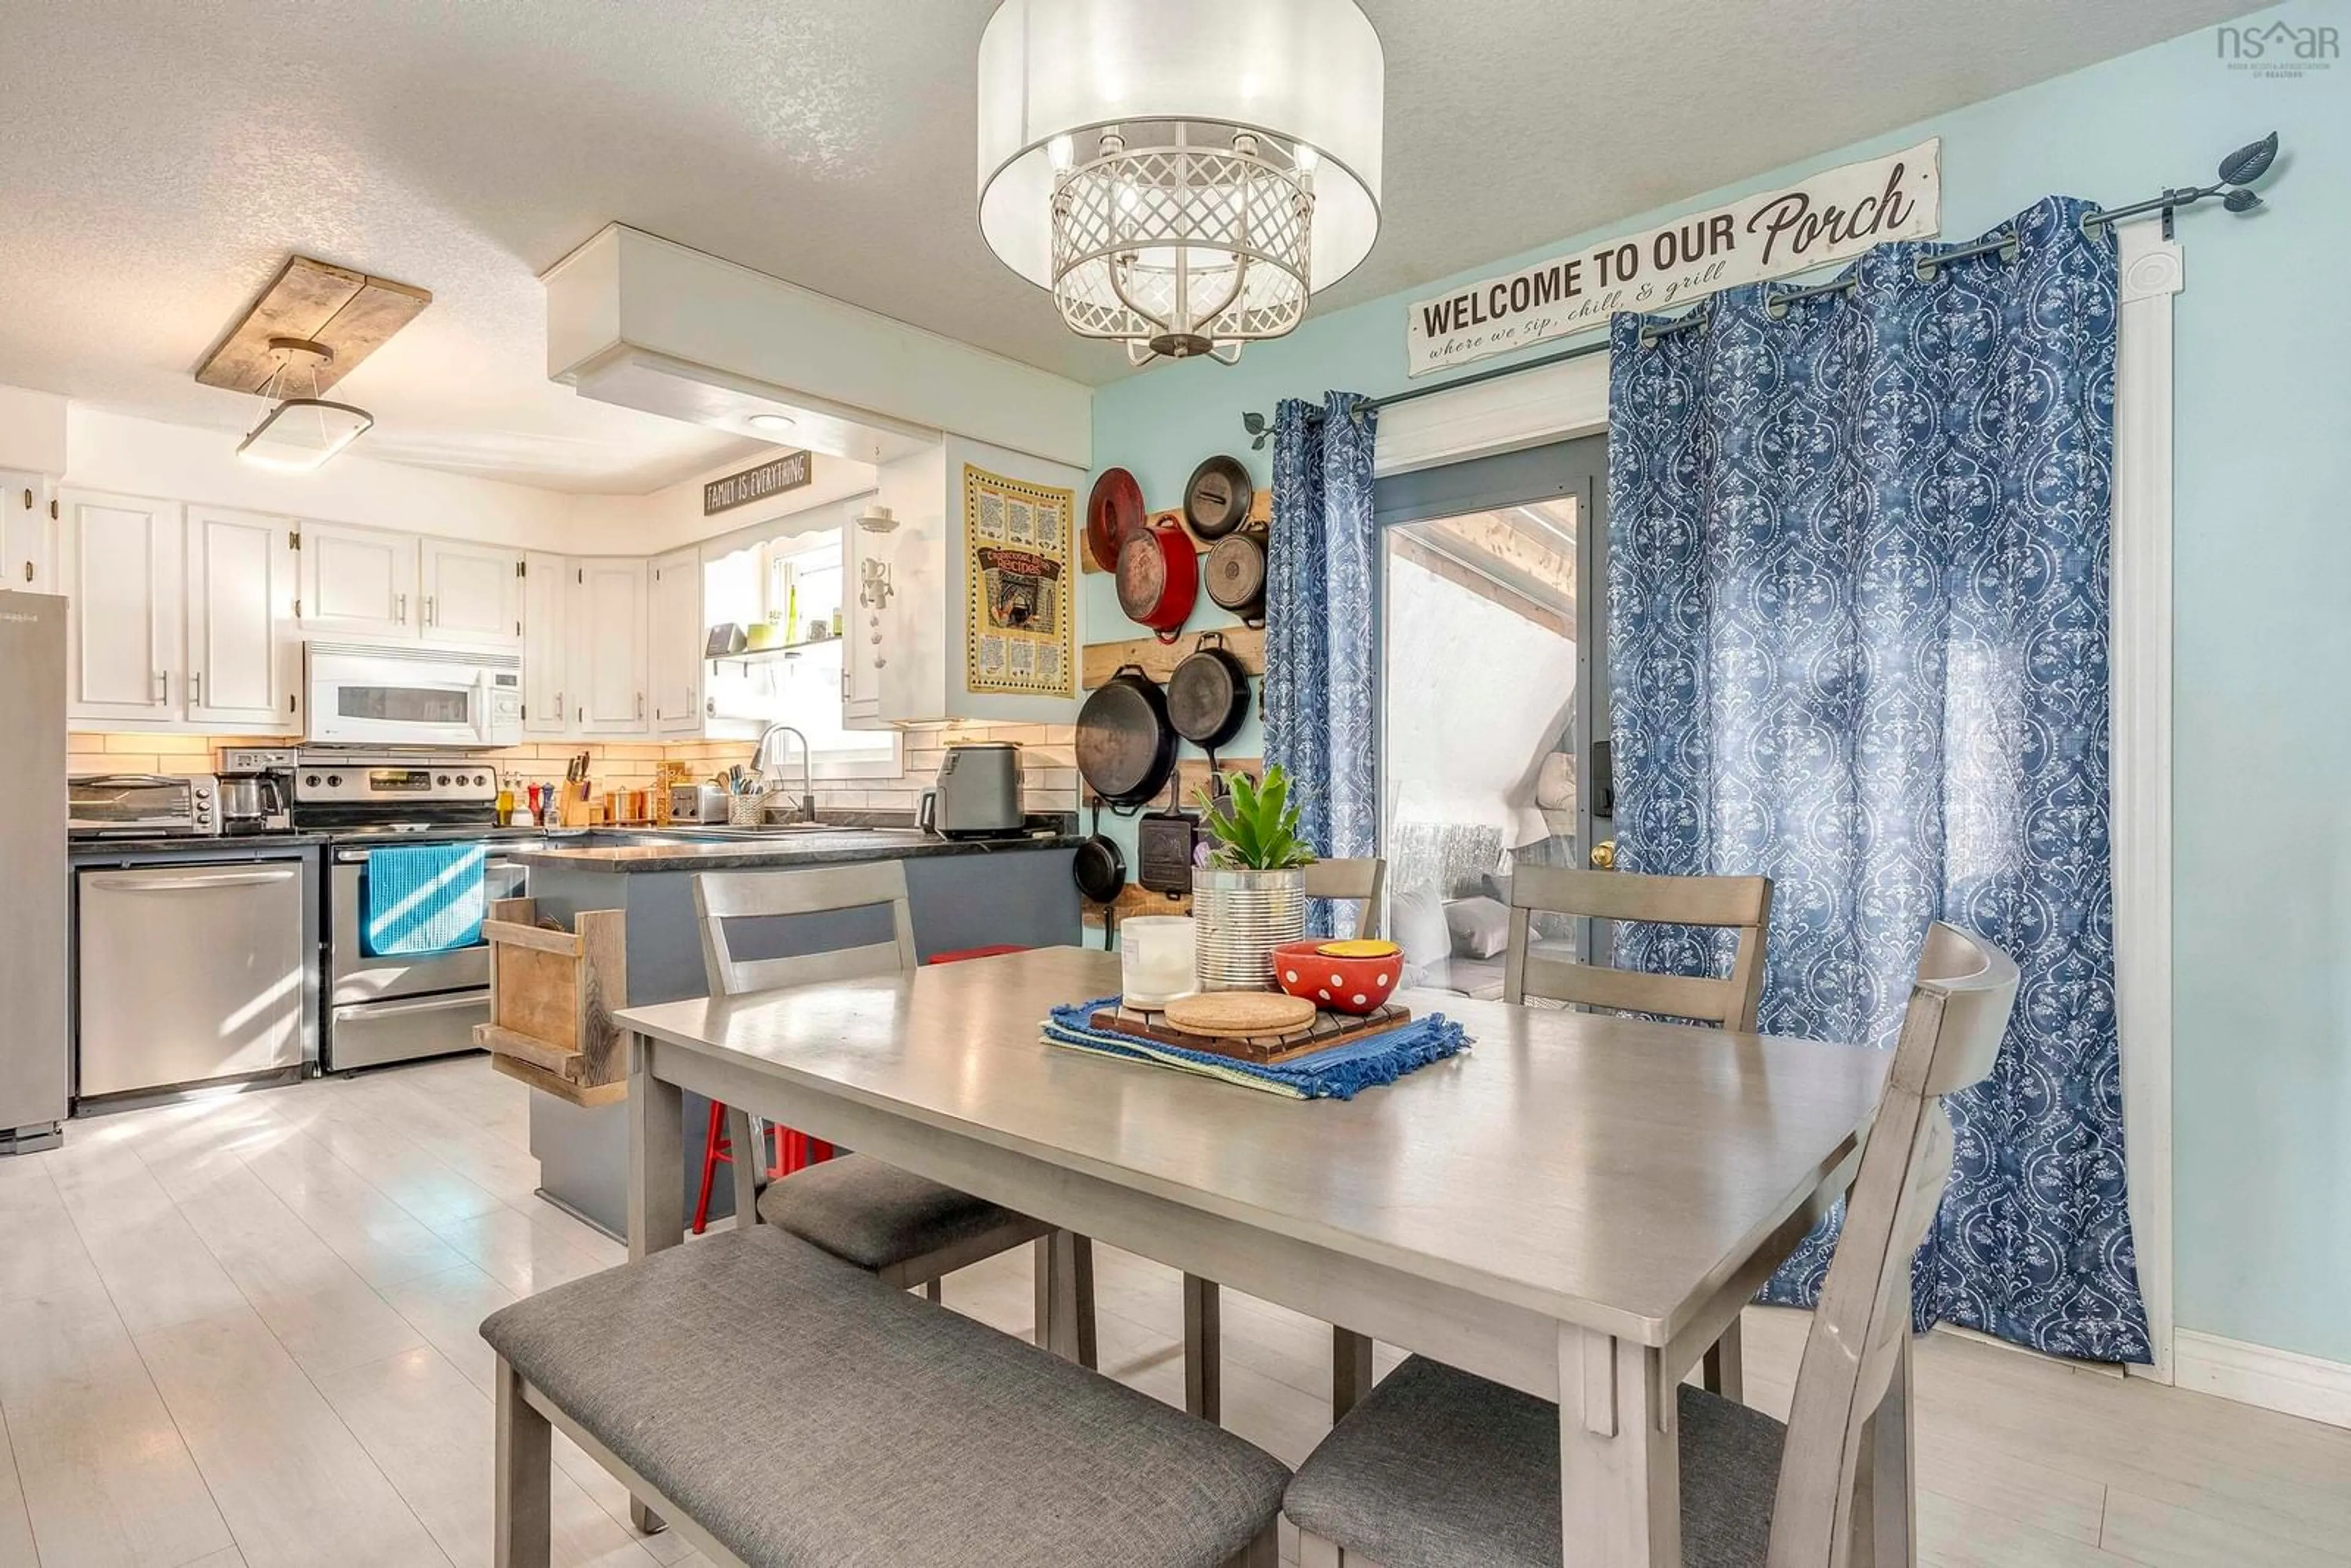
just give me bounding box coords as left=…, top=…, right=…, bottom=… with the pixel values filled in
left=1191, top=866, right=1308, bottom=991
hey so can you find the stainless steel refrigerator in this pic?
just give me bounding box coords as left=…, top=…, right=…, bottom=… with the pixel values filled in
left=0, top=595, right=67, bottom=1152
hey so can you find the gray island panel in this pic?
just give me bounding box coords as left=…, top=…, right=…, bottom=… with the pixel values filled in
left=520, top=838, right=1082, bottom=1237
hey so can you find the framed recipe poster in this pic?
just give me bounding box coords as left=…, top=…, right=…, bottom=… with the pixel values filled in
left=963, top=463, right=1075, bottom=697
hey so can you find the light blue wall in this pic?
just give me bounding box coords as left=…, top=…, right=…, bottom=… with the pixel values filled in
left=1086, top=4, right=2351, bottom=1365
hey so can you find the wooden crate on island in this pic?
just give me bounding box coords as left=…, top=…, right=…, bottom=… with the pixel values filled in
left=474, top=896, right=631, bottom=1107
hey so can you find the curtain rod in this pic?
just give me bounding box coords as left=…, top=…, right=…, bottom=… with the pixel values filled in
left=1240, top=132, right=2279, bottom=443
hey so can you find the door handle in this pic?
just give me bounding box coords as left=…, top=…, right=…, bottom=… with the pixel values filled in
left=636, top=692, right=645, bottom=721
left=1589, top=839, right=1616, bottom=871
left=94, top=869, right=299, bottom=892
left=397, top=592, right=408, bottom=625
left=192, top=670, right=203, bottom=706
left=423, top=595, right=435, bottom=627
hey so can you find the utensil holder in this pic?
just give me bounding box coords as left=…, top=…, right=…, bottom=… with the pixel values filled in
left=728, top=791, right=768, bottom=828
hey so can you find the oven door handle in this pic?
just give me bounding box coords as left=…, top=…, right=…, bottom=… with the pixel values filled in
left=334, top=850, right=534, bottom=867
left=338, top=991, right=487, bottom=1019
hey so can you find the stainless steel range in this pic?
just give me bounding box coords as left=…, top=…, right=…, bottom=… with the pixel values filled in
left=296, top=751, right=530, bottom=1073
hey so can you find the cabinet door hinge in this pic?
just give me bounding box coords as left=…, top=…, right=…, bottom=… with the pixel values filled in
left=516, top=558, right=527, bottom=578
left=288, top=529, right=302, bottom=550
left=18, top=487, right=29, bottom=509
left=515, top=620, right=522, bottom=636
left=48, top=497, right=58, bottom=520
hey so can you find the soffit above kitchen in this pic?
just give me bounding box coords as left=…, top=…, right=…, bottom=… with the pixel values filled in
left=0, top=0, right=2256, bottom=493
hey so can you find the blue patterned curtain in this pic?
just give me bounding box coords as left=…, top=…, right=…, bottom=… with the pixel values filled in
left=1608, top=197, right=2151, bottom=1364
left=1265, top=392, right=1379, bottom=935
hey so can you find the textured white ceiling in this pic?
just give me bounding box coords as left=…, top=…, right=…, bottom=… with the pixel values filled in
left=0, top=0, right=2251, bottom=493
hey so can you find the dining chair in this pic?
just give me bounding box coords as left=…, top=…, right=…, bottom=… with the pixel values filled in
left=1180, top=855, right=1390, bottom=1428
left=1283, top=921, right=2020, bottom=1568
left=1502, top=862, right=1774, bottom=1399
left=1502, top=862, right=1772, bottom=1027
left=694, top=863, right=1097, bottom=1365
left=1303, top=857, right=1388, bottom=940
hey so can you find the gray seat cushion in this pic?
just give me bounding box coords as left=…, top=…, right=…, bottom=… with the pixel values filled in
left=482, top=1226, right=1288, bottom=1567
left=755, top=1152, right=1029, bottom=1272
left=1284, top=1355, right=1783, bottom=1568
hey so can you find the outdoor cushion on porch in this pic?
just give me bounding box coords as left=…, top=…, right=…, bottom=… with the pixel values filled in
left=755, top=1151, right=1024, bottom=1270
left=482, top=1224, right=1288, bottom=1567
left=1283, top=1354, right=1783, bottom=1568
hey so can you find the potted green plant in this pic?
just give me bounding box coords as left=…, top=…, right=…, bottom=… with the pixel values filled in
left=1191, top=766, right=1315, bottom=991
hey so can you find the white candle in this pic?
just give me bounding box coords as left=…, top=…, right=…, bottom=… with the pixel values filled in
left=1122, top=917, right=1199, bottom=1008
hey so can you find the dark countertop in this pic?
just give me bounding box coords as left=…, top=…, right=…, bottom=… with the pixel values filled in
left=69, top=833, right=331, bottom=860
left=514, top=827, right=1081, bottom=874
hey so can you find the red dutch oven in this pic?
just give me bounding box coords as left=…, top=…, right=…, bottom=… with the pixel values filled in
left=1115, top=517, right=1199, bottom=642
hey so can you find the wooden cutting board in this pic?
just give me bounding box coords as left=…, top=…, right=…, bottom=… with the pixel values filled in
left=1091, top=999, right=1417, bottom=1065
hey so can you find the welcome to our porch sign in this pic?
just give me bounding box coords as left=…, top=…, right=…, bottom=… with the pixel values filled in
left=1405, top=140, right=1942, bottom=376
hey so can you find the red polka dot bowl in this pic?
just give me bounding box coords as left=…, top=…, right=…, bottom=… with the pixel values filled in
left=1271, top=940, right=1403, bottom=1016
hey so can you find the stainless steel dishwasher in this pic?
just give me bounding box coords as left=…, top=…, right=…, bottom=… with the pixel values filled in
left=75, top=861, right=310, bottom=1099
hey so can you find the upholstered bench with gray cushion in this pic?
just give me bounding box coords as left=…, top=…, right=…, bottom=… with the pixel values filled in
left=482, top=1223, right=1287, bottom=1567
left=1283, top=1355, right=1783, bottom=1567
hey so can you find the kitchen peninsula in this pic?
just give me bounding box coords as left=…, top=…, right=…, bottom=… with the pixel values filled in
left=512, top=823, right=1082, bottom=1236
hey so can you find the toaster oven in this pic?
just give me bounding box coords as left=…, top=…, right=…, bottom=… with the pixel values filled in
left=68, top=773, right=222, bottom=838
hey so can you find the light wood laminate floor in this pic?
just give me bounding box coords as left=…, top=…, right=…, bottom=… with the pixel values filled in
left=0, top=1056, right=2341, bottom=1567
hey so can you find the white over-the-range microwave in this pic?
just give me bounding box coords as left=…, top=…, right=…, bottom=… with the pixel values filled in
left=304, top=640, right=523, bottom=748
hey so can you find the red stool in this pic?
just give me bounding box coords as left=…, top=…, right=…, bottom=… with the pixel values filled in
left=691, top=1102, right=833, bottom=1234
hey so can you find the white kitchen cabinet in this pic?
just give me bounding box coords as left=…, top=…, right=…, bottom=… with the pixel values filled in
left=855, top=435, right=1086, bottom=727
left=420, top=538, right=522, bottom=647
left=647, top=546, right=702, bottom=737
left=1, top=471, right=54, bottom=593
left=298, top=519, right=419, bottom=637
left=568, top=558, right=648, bottom=735
left=185, top=506, right=297, bottom=730
left=520, top=550, right=571, bottom=737
left=58, top=490, right=184, bottom=724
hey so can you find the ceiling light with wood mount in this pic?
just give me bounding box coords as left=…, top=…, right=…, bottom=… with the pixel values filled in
left=236, top=338, right=374, bottom=471
left=198, top=255, right=430, bottom=472
left=975, top=0, right=1384, bottom=366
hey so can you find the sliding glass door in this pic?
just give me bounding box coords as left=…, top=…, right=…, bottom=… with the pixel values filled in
left=1372, top=436, right=1609, bottom=997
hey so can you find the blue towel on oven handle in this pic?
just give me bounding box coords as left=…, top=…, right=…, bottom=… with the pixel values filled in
left=363, top=844, right=489, bottom=957
left=1041, top=996, right=1471, bottom=1100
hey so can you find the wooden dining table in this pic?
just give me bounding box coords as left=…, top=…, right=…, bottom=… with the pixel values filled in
left=613, top=945, right=1892, bottom=1568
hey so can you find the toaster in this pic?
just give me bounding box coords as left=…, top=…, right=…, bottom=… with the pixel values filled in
left=919, top=742, right=1024, bottom=838
left=669, top=782, right=731, bottom=823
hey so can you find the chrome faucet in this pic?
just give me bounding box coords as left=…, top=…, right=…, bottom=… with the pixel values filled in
left=752, top=724, right=817, bottom=823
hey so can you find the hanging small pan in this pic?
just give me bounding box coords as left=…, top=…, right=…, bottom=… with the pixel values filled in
left=1202, top=532, right=1267, bottom=628
left=1115, top=517, right=1199, bottom=642
left=1072, top=806, right=1128, bottom=950
left=1184, top=454, right=1255, bottom=540
left=1086, top=467, right=1146, bottom=572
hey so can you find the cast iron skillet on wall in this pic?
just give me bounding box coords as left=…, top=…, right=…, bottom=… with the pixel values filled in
left=1183, top=454, right=1255, bottom=539
left=1074, top=664, right=1181, bottom=944
left=1076, top=664, right=1178, bottom=808
left=1165, top=631, right=1251, bottom=772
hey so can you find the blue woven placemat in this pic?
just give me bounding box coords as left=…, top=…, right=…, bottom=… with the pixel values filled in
left=1042, top=996, right=1471, bottom=1100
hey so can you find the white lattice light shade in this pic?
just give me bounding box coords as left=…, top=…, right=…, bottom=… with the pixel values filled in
left=977, top=0, right=1383, bottom=364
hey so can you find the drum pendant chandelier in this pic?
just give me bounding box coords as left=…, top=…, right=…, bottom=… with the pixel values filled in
left=975, top=0, right=1384, bottom=366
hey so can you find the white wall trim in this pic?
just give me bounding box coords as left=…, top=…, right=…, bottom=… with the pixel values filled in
left=2112, top=220, right=2181, bottom=1384
left=2176, top=1330, right=2351, bottom=1431
left=1373, top=349, right=1610, bottom=477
